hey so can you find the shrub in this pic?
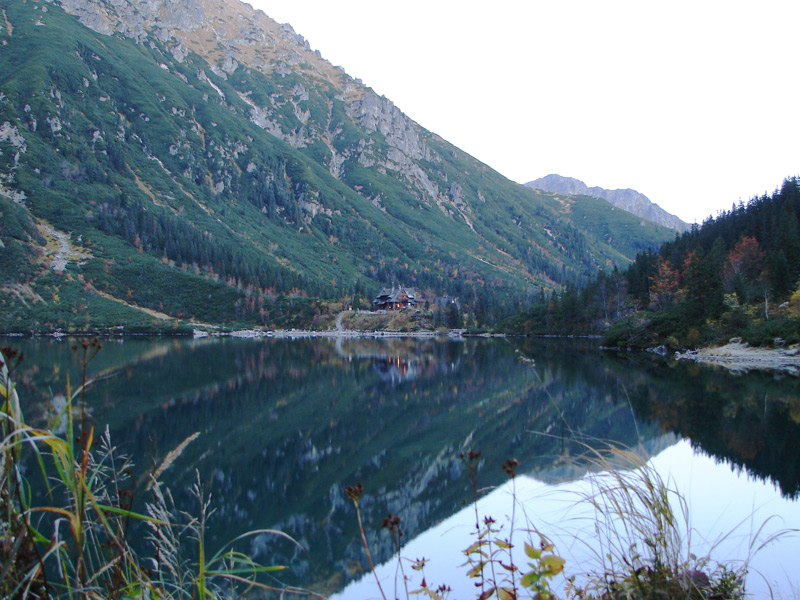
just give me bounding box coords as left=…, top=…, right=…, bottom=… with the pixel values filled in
left=742, top=317, right=800, bottom=346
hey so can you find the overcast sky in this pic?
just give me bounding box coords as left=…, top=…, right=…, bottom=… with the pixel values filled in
left=250, top=1, right=799, bottom=225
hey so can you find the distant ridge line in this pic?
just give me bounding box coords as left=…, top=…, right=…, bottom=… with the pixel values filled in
left=525, top=174, right=689, bottom=232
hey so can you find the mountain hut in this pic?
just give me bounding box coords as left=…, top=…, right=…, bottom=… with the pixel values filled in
left=372, top=286, right=418, bottom=310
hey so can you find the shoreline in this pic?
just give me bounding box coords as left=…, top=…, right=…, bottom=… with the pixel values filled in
left=201, top=328, right=479, bottom=340
left=6, top=330, right=798, bottom=375
left=675, top=341, right=800, bottom=374
left=0, top=327, right=502, bottom=340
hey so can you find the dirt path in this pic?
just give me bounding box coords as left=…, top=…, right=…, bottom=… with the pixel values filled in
left=87, top=284, right=174, bottom=321
left=39, top=223, right=83, bottom=272
left=39, top=221, right=90, bottom=273
left=86, top=283, right=217, bottom=329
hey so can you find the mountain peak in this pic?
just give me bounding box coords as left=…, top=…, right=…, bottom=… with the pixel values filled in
left=526, top=174, right=689, bottom=232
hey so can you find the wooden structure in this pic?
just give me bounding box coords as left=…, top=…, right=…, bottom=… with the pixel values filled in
left=372, top=286, right=418, bottom=310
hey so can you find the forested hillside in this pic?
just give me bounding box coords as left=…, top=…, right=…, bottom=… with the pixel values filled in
left=499, top=177, right=800, bottom=348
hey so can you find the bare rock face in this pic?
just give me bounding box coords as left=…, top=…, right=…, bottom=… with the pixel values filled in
left=162, top=0, right=206, bottom=29
left=349, top=92, right=430, bottom=162
left=53, top=0, right=112, bottom=34
left=53, top=0, right=311, bottom=72
left=526, top=174, right=690, bottom=232
left=56, top=0, right=204, bottom=42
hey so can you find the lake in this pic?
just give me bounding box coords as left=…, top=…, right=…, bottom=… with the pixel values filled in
left=7, top=335, right=800, bottom=598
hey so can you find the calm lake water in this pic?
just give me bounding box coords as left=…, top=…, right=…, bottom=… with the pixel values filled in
left=8, top=336, right=800, bottom=598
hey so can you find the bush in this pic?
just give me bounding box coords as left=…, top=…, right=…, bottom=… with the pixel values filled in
left=742, top=317, right=800, bottom=347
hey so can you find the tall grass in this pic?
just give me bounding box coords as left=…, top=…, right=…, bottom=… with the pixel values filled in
left=0, top=346, right=318, bottom=599
left=563, top=443, right=790, bottom=600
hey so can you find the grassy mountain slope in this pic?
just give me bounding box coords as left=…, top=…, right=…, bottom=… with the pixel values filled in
left=0, top=0, right=675, bottom=331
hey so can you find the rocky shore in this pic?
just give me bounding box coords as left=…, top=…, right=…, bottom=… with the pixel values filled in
left=675, top=340, right=800, bottom=374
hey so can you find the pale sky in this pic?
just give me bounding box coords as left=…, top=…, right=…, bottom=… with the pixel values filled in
left=249, top=1, right=799, bottom=225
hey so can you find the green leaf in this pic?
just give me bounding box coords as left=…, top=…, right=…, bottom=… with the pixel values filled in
left=524, top=542, right=541, bottom=559
left=477, top=587, right=496, bottom=600
left=520, top=571, right=537, bottom=588
left=96, top=503, right=166, bottom=524
left=467, top=562, right=486, bottom=578
left=540, top=554, right=566, bottom=575
left=205, top=565, right=286, bottom=575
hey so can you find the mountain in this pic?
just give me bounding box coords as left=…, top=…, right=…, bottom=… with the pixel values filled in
left=0, top=0, right=676, bottom=332
left=526, top=174, right=689, bottom=232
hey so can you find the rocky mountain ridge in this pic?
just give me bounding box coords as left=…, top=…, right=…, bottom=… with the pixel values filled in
left=55, top=0, right=459, bottom=218
left=526, top=174, right=689, bottom=232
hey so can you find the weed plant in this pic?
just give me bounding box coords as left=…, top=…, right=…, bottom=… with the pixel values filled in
left=0, top=345, right=318, bottom=599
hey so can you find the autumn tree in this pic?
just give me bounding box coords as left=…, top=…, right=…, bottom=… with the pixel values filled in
left=722, top=236, right=765, bottom=304
left=648, top=257, right=680, bottom=309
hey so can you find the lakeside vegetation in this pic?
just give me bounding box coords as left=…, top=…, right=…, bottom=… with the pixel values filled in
left=497, top=177, right=800, bottom=350
left=343, top=446, right=757, bottom=600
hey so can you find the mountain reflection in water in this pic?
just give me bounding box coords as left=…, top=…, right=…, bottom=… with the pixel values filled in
left=335, top=439, right=800, bottom=600
left=12, top=336, right=800, bottom=597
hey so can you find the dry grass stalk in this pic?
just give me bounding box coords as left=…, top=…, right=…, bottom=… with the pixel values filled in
left=147, top=431, right=201, bottom=490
